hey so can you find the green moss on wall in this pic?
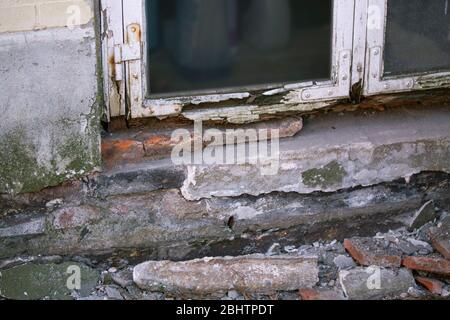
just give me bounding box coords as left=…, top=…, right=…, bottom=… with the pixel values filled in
left=0, top=118, right=100, bottom=195
left=302, top=160, right=347, bottom=189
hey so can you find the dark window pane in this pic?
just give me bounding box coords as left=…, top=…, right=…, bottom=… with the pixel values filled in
left=384, top=0, right=450, bottom=77
left=146, top=0, right=332, bottom=95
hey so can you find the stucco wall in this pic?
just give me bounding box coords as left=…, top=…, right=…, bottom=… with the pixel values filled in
left=0, top=0, right=101, bottom=194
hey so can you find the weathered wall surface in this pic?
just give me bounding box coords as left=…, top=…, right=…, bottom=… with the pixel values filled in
left=1, top=171, right=449, bottom=261
left=1, top=106, right=450, bottom=261
left=0, top=0, right=101, bottom=194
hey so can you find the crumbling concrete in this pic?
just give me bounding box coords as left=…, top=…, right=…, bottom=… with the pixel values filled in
left=180, top=105, right=450, bottom=200
left=1, top=104, right=449, bottom=268
left=101, top=116, right=303, bottom=169
left=0, top=171, right=448, bottom=261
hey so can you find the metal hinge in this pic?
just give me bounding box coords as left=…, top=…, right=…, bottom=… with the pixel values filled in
left=299, top=50, right=352, bottom=101
left=113, top=24, right=142, bottom=81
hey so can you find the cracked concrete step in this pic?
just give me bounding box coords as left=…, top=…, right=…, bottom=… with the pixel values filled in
left=133, top=254, right=319, bottom=295
left=43, top=105, right=450, bottom=202
left=6, top=106, right=448, bottom=207
left=180, top=105, right=450, bottom=200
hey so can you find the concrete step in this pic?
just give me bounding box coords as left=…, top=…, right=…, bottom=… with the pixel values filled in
left=180, top=105, right=450, bottom=200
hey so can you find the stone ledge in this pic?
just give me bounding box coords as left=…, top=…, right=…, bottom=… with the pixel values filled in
left=4, top=105, right=448, bottom=203
left=84, top=105, right=450, bottom=202
left=181, top=105, right=450, bottom=200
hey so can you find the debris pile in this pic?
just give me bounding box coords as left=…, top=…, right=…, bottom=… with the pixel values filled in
left=0, top=207, right=448, bottom=300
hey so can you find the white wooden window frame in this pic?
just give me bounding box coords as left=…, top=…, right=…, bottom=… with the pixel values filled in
left=101, top=0, right=126, bottom=118
left=103, top=0, right=355, bottom=119
left=103, top=0, right=450, bottom=119
left=363, top=0, right=450, bottom=96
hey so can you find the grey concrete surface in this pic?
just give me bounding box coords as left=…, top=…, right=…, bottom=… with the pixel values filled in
left=0, top=26, right=101, bottom=194
left=181, top=105, right=450, bottom=200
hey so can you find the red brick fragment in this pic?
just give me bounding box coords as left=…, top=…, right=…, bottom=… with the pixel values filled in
left=428, top=225, right=450, bottom=260
left=298, top=288, right=345, bottom=300
left=143, top=134, right=191, bottom=160
left=101, top=139, right=145, bottom=169
left=414, top=276, right=444, bottom=295
left=431, top=238, right=450, bottom=260
left=403, top=256, right=450, bottom=276
left=344, top=238, right=402, bottom=268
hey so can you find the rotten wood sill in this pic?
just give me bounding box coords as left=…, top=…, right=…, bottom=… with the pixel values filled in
left=107, top=88, right=450, bottom=131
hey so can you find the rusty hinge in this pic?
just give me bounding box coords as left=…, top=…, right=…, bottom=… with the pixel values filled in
left=113, top=24, right=142, bottom=81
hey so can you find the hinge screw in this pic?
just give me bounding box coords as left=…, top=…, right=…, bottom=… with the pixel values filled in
left=373, top=49, right=380, bottom=56
left=305, top=92, right=311, bottom=99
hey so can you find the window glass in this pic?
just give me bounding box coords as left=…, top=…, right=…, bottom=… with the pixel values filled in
left=384, top=0, right=450, bottom=77
left=146, top=0, right=333, bottom=95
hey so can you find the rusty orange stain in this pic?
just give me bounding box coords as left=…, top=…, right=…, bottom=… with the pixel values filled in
left=143, top=135, right=172, bottom=146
